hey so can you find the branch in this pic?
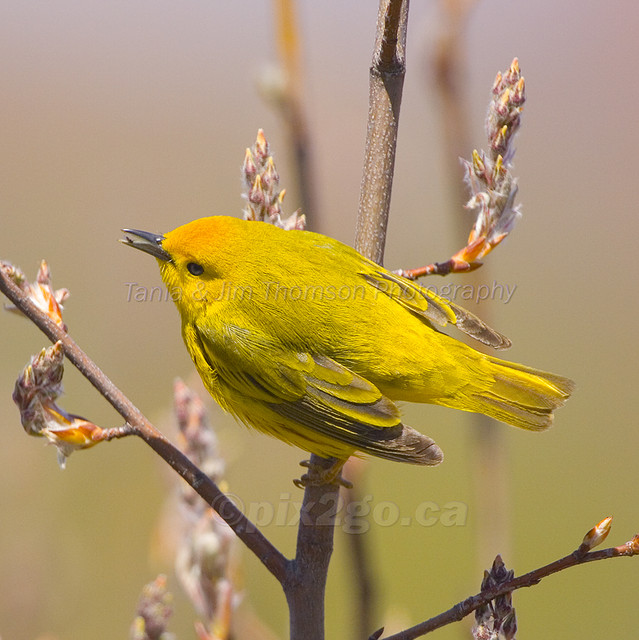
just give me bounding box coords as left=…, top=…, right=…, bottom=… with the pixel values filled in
left=431, top=0, right=476, bottom=215
left=354, top=2, right=410, bottom=630
left=0, top=262, right=289, bottom=585
left=271, top=0, right=318, bottom=223
left=429, top=6, right=512, bottom=571
left=343, top=460, right=377, bottom=637
left=242, top=129, right=338, bottom=640
left=396, top=58, right=525, bottom=280
left=284, top=456, right=340, bottom=639
left=375, top=521, right=639, bottom=639
left=356, top=0, right=410, bottom=265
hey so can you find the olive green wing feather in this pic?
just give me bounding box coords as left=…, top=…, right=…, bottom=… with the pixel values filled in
left=187, top=321, right=442, bottom=465
left=362, top=270, right=511, bottom=349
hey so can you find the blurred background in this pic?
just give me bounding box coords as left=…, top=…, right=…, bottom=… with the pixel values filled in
left=1, top=0, right=638, bottom=638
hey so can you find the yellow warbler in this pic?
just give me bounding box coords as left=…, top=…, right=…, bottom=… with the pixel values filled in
left=123, top=216, right=573, bottom=466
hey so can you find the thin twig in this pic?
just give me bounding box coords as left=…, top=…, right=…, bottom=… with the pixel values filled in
left=430, top=0, right=511, bottom=568
left=272, top=2, right=347, bottom=630
left=376, top=535, right=639, bottom=639
left=0, top=263, right=289, bottom=585
left=247, top=15, right=340, bottom=630
left=271, top=0, right=318, bottom=222
left=343, top=461, right=377, bottom=638
left=396, top=58, right=524, bottom=280
left=356, top=0, right=409, bottom=265
left=431, top=0, right=476, bottom=213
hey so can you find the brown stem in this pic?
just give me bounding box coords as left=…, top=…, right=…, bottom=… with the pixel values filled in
left=431, top=0, right=475, bottom=214
left=285, top=456, right=340, bottom=640
left=356, top=0, right=409, bottom=265
left=344, top=471, right=377, bottom=638
left=377, top=540, right=639, bottom=639
left=430, top=2, right=511, bottom=570
left=0, top=263, right=289, bottom=585
left=272, top=0, right=317, bottom=223
left=352, top=2, right=410, bottom=635
left=268, top=4, right=341, bottom=637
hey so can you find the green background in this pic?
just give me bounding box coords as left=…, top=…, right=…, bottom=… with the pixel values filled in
left=1, top=1, right=637, bottom=638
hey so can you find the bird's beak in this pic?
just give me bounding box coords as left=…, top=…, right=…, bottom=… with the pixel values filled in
left=120, top=229, right=172, bottom=262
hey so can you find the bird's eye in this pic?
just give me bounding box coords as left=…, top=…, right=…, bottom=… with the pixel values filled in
left=187, top=262, right=204, bottom=276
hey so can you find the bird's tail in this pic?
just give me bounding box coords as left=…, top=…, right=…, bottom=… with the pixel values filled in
left=442, top=355, right=575, bottom=431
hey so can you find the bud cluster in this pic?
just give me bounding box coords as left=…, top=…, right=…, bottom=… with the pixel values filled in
left=473, top=555, right=518, bottom=640
left=3, top=259, right=69, bottom=329
left=173, top=380, right=237, bottom=633
left=13, top=341, right=104, bottom=468
left=461, top=58, right=525, bottom=264
left=130, top=575, right=176, bottom=640
left=242, top=129, right=305, bottom=230
left=7, top=262, right=105, bottom=467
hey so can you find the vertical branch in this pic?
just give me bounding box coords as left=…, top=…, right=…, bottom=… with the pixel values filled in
left=265, top=5, right=338, bottom=637
left=277, top=4, right=411, bottom=633
left=285, top=456, right=340, bottom=640
left=471, top=415, right=511, bottom=563
left=431, top=0, right=475, bottom=213
left=344, top=460, right=377, bottom=638
left=272, top=0, right=318, bottom=221
left=351, top=2, right=410, bottom=636
left=241, top=125, right=333, bottom=639
left=429, top=0, right=510, bottom=565
left=356, top=0, right=410, bottom=265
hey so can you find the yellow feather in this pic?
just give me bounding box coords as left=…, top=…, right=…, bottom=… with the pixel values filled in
left=123, top=216, right=574, bottom=465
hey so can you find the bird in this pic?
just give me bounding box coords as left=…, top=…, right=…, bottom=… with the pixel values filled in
left=122, top=216, right=574, bottom=477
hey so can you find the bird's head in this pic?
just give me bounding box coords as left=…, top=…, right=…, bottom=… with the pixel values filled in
left=121, top=216, right=244, bottom=318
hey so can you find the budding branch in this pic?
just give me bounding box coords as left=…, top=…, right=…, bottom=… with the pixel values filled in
left=378, top=535, right=639, bottom=639
left=0, top=263, right=289, bottom=585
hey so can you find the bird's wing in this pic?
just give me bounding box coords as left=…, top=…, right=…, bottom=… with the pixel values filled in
left=361, top=270, right=511, bottom=349
left=188, top=320, right=442, bottom=464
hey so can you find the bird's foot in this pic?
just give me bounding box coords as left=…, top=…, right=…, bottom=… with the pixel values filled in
left=294, top=458, right=352, bottom=489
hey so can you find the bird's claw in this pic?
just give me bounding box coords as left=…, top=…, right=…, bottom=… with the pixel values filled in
left=294, top=458, right=352, bottom=489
